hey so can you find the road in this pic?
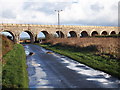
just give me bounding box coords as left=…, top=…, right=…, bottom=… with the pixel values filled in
left=24, top=44, right=120, bottom=88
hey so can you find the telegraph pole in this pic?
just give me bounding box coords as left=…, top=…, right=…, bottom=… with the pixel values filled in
left=55, top=10, right=62, bottom=38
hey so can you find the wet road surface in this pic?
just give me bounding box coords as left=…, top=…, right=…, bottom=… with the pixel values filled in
left=24, top=44, right=120, bottom=88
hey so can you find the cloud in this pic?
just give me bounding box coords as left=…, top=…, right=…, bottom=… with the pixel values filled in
left=0, top=0, right=119, bottom=26
left=90, top=3, right=104, bottom=12
left=2, top=10, right=16, bottom=19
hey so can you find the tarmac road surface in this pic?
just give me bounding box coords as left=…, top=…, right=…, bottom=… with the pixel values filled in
left=24, top=44, right=120, bottom=89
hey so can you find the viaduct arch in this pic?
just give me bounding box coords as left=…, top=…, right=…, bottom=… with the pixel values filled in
left=0, top=24, right=119, bottom=43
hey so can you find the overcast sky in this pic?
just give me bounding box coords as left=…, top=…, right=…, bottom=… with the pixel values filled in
left=0, top=0, right=119, bottom=26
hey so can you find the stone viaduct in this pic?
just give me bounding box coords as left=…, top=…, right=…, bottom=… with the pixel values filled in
left=0, top=23, right=120, bottom=43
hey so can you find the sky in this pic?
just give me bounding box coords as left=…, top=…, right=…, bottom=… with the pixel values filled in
left=0, top=0, right=119, bottom=38
left=0, top=0, right=119, bottom=26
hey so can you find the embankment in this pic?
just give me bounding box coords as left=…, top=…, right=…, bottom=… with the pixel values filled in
left=1, top=35, right=28, bottom=88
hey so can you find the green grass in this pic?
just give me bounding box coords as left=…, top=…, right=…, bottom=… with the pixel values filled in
left=36, top=43, right=120, bottom=79
left=2, top=44, right=29, bottom=88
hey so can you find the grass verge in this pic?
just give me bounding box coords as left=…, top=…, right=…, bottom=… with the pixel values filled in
left=36, top=43, right=120, bottom=79
left=2, top=44, right=28, bottom=88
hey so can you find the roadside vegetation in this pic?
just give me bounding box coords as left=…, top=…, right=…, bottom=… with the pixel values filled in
left=46, top=37, right=120, bottom=59
left=1, top=35, right=28, bottom=88
left=94, top=34, right=120, bottom=38
left=1, top=35, right=14, bottom=56
left=36, top=37, right=120, bottom=79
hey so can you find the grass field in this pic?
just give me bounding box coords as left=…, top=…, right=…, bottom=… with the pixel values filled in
left=2, top=44, right=28, bottom=88
left=36, top=43, right=120, bottom=79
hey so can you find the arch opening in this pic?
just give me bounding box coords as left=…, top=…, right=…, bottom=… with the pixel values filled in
left=101, top=31, right=107, bottom=35
left=68, top=31, right=77, bottom=38
left=37, top=31, right=50, bottom=42
left=56, top=31, right=64, bottom=38
left=80, top=31, right=88, bottom=37
left=110, top=31, right=116, bottom=35
left=53, top=33, right=59, bottom=38
left=38, top=31, right=49, bottom=39
left=20, top=31, right=34, bottom=43
left=67, top=33, right=71, bottom=38
left=91, top=31, right=98, bottom=36
left=0, top=31, right=15, bottom=42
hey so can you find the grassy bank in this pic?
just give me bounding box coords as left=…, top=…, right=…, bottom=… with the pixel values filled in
left=36, top=43, right=120, bottom=79
left=2, top=44, right=28, bottom=88
left=46, top=38, right=120, bottom=59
